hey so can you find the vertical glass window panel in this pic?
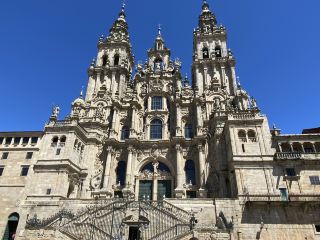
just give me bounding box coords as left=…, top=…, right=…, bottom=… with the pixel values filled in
left=31, top=137, right=38, bottom=145
left=285, top=168, right=296, bottom=177
left=279, top=188, right=288, bottom=201
left=150, top=119, right=163, bottom=139
left=185, top=160, right=196, bottom=185
left=0, top=167, right=4, bottom=176
left=310, top=176, right=320, bottom=185
left=151, top=96, right=162, bottom=110
left=185, top=124, right=193, bottom=139
left=5, top=137, right=12, bottom=145
left=21, top=166, right=29, bottom=176
left=121, top=127, right=130, bottom=140
left=14, top=137, right=21, bottom=145
left=1, top=152, right=9, bottom=160
left=22, top=137, right=29, bottom=145
left=0, top=137, right=4, bottom=145
left=26, top=152, right=33, bottom=159
left=116, top=161, right=126, bottom=186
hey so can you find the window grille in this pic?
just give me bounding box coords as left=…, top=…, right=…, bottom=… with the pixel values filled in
left=150, top=119, right=163, bottom=139
left=151, top=96, right=162, bottom=110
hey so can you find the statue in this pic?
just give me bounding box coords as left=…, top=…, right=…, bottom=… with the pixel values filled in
left=52, top=106, right=60, bottom=118
left=251, top=97, right=258, bottom=109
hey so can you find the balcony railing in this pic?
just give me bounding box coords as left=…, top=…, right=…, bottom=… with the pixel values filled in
left=274, top=152, right=302, bottom=160
left=239, top=193, right=320, bottom=203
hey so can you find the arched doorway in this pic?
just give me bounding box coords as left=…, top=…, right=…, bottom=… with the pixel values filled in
left=2, top=213, right=19, bottom=240
left=137, top=161, right=172, bottom=200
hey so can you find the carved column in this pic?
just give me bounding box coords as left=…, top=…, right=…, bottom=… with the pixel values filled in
left=198, top=144, right=207, bottom=198
left=231, top=66, right=237, bottom=95
left=126, top=146, right=133, bottom=188
left=110, top=107, right=118, bottom=138
left=176, top=103, right=182, bottom=137
left=175, top=144, right=185, bottom=198
left=203, top=67, right=208, bottom=88
left=111, top=72, right=117, bottom=97
left=103, top=146, right=113, bottom=190
left=130, top=106, right=137, bottom=137
left=196, top=103, right=203, bottom=136
left=86, top=73, right=96, bottom=101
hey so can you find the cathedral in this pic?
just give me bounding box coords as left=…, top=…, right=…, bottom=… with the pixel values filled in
left=1, top=1, right=320, bottom=240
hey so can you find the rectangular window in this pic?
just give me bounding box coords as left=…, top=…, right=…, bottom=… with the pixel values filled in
left=279, top=188, right=288, bottom=201
left=285, top=168, right=296, bottom=177
left=5, top=137, right=12, bottom=145
left=22, top=137, right=29, bottom=145
left=14, top=137, right=21, bottom=145
left=0, top=166, right=4, bottom=176
left=1, top=152, right=9, bottom=160
left=26, top=152, right=33, bottom=159
left=151, top=96, right=163, bottom=110
left=56, top=148, right=61, bottom=155
left=0, top=137, right=4, bottom=145
left=184, top=124, right=193, bottom=139
left=46, top=188, right=51, bottom=195
left=21, top=166, right=29, bottom=176
left=315, top=224, right=320, bottom=233
left=310, top=176, right=320, bottom=185
left=31, top=137, right=38, bottom=145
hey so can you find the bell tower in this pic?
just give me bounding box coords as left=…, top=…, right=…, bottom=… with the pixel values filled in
left=86, top=4, right=134, bottom=101
left=192, top=0, right=237, bottom=97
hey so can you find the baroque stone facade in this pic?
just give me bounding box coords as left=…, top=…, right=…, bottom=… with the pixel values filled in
left=1, top=1, right=320, bottom=240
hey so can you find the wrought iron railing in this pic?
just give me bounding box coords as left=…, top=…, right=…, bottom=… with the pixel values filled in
left=26, top=199, right=192, bottom=240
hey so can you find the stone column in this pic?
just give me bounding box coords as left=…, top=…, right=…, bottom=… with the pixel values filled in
left=163, top=96, right=167, bottom=110
left=130, top=107, right=137, bottom=137
left=231, top=66, right=237, bottom=95
left=110, top=107, right=118, bottom=138
left=175, top=145, right=185, bottom=198
left=221, top=65, right=226, bottom=88
left=103, top=146, right=113, bottom=190
left=148, top=96, right=152, bottom=110
left=126, top=146, right=133, bottom=188
left=196, top=103, right=203, bottom=136
left=203, top=67, right=208, bottom=88
left=95, top=72, right=101, bottom=93
left=176, top=103, right=182, bottom=137
left=198, top=144, right=207, bottom=198
left=312, top=143, right=317, bottom=153
left=111, top=72, right=117, bottom=97
left=86, top=74, right=95, bottom=101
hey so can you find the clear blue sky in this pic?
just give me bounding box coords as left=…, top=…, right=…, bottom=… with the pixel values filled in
left=0, top=0, right=319, bottom=133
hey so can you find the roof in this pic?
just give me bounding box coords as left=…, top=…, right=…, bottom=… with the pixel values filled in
left=302, top=127, right=320, bottom=134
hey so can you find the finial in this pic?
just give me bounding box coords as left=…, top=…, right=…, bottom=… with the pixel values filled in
left=122, top=0, right=126, bottom=12
left=158, top=24, right=162, bottom=36
left=90, top=58, right=96, bottom=67
left=237, top=76, right=241, bottom=87
left=273, top=123, right=277, bottom=129
left=184, top=73, right=190, bottom=86
left=80, top=86, right=84, bottom=98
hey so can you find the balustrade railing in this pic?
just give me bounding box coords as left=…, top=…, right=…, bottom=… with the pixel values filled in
left=240, top=193, right=320, bottom=203
left=274, top=152, right=302, bottom=160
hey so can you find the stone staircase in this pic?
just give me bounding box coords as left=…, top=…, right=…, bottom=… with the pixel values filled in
left=56, top=199, right=192, bottom=240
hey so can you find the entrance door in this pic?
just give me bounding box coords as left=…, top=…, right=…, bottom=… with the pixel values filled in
left=139, top=180, right=153, bottom=200
left=128, top=227, right=140, bottom=240
left=157, top=180, right=171, bottom=199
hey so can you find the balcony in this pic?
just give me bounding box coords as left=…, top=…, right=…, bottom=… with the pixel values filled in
left=239, top=193, right=320, bottom=203
left=274, top=152, right=302, bottom=160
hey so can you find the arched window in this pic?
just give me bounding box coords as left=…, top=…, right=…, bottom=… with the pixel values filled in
left=238, top=130, right=247, bottom=142
left=247, top=130, right=257, bottom=142
left=215, top=46, right=222, bottom=57
left=202, top=47, right=209, bottom=59
left=102, top=55, right=108, bottom=66
left=185, top=160, right=196, bottom=185
left=3, top=213, right=19, bottom=240
left=150, top=119, right=163, bottom=139
left=151, top=96, right=162, bottom=110
left=121, top=126, right=130, bottom=140
left=185, top=124, right=193, bottom=139
left=280, top=142, right=291, bottom=152
left=141, top=162, right=170, bottom=174
left=303, top=142, right=314, bottom=153
left=116, top=161, right=126, bottom=186
left=114, top=54, right=120, bottom=66
left=51, top=136, right=58, bottom=147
